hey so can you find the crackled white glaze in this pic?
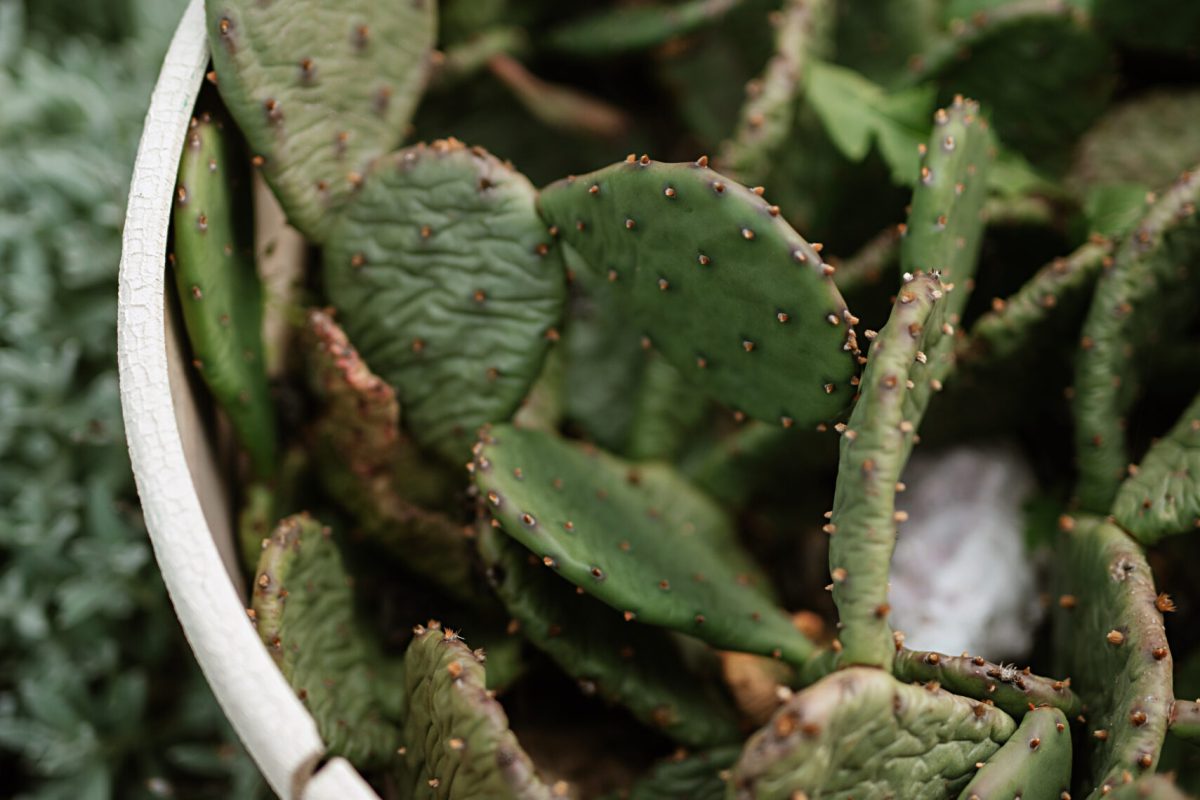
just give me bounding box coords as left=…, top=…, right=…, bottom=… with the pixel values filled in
left=116, top=1, right=376, bottom=797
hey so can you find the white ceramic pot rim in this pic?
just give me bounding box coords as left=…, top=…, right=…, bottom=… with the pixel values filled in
left=116, top=1, right=376, bottom=797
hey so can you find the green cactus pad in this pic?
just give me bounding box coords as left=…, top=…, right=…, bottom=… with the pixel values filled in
left=560, top=247, right=645, bottom=452
left=478, top=526, right=741, bottom=748
left=834, top=0, right=940, bottom=89
left=1070, top=91, right=1200, bottom=197
left=324, top=140, right=567, bottom=463
left=171, top=112, right=275, bottom=478
left=472, top=424, right=812, bottom=665
left=546, top=0, right=745, bottom=57
left=1074, top=170, right=1200, bottom=512
left=729, top=667, right=1016, bottom=799
left=907, top=0, right=1114, bottom=158
left=539, top=157, right=859, bottom=429
left=956, top=707, right=1071, bottom=800
left=252, top=514, right=403, bottom=768
left=893, top=649, right=1081, bottom=720
left=624, top=353, right=709, bottom=462
left=1106, top=776, right=1194, bottom=800
left=828, top=272, right=944, bottom=669
left=511, top=348, right=564, bottom=434
left=966, top=239, right=1112, bottom=363
left=718, top=0, right=831, bottom=187
left=1112, top=390, right=1200, bottom=544
left=621, top=745, right=740, bottom=800
left=301, top=308, right=479, bottom=605
left=206, top=0, right=435, bottom=241
left=400, top=623, right=553, bottom=799
left=1053, top=515, right=1173, bottom=798
left=1170, top=700, right=1200, bottom=745
left=1093, top=0, right=1200, bottom=55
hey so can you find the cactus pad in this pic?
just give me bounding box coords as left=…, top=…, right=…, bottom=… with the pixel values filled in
left=1053, top=515, right=1174, bottom=797
left=252, top=514, right=403, bottom=768
left=622, top=745, right=740, bottom=800
left=1073, top=169, right=1200, bottom=512
left=718, top=0, right=831, bottom=187
left=324, top=140, right=566, bottom=463
left=729, top=667, right=1016, bottom=799
left=909, top=0, right=1113, bottom=158
left=478, top=526, right=741, bottom=748
left=400, top=624, right=553, bottom=798
left=206, top=0, right=435, bottom=240
left=301, top=308, right=478, bottom=604
left=956, top=707, right=1072, bottom=800
left=966, top=239, right=1112, bottom=363
left=546, top=0, right=744, bottom=57
left=172, top=112, right=275, bottom=477
left=1106, top=775, right=1194, bottom=800
left=893, top=649, right=1081, bottom=720
left=1170, top=700, right=1200, bottom=745
left=1112, top=389, right=1200, bottom=544
left=472, top=424, right=813, bottom=665
left=539, top=157, right=858, bottom=428
left=828, top=272, right=944, bottom=669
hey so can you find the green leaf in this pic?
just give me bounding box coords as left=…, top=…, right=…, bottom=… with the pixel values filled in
left=1083, top=183, right=1152, bottom=239
left=805, top=60, right=935, bottom=185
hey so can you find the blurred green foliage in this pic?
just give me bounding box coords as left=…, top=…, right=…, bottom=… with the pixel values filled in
left=0, top=0, right=264, bottom=797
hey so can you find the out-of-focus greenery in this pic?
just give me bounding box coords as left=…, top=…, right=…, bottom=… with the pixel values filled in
left=0, top=1, right=264, bottom=797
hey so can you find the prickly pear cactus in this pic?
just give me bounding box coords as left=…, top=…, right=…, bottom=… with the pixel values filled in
left=472, top=424, right=813, bottom=665
left=893, top=650, right=1080, bottom=720
left=827, top=272, right=944, bottom=668
left=1111, top=389, right=1200, bottom=544
left=1053, top=516, right=1173, bottom=798
left=956, top=707, right=1072, bottom=800
left=539, top=157, right=858, bottom=428
left=171, top=111, right=275, bottom=477
left=300, top=308, right=479, bottom=604
left=252, top=514, right=404, bottom=768
left=205, top=0, right=436, bottom=240
left=400, top=623, right=554, bottom=798
left=729, top=667, right=1016, bottom=799
left=171, top=1, right=1200, bottom=794
left=478, top=526, right=741, bottom=748
left=324, top=139, right=566, bottom=463
left=1073, top=170, right=1200, bottom=512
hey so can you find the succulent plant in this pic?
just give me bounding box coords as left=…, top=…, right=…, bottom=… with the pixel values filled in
left=177, top=0, right=1200, bottom=795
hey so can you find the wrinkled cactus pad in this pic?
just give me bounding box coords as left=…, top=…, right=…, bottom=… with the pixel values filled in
left=729, top=667, right=1016, bottom=799
left=400, top=623, right=554, bottom=798
left=252, top=514, right=404, bottom=768
left=324, top=139, right=566, bottom=463
left=206, top=0, right=435, bottom=240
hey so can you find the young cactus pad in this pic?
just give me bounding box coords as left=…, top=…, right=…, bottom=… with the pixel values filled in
left=400, top=624, right=553, bottom=799
left=955, top=706, right=1072, bottom=800
left=472, top=424, right=814, bottom=665
left=252, top=514, right=403, bottom=768
left=1073, top=169, right=1200, bottom=512
left=324, top=140, right=566, bottom=463
left=729, top=667, right=1016, bottom=799
left=206, top=0, right=435, bottom=241
left=893, top=649, right=1080, bottom=720
left=827, top=272, right=944, bottom=669
left=172, top=112, right=275, bottom=477
left=539, top=157, right=859, bottom=429
left=478, top=526, right=741, bottom=748
left=1053, top=515, right=1174, bottom=797
left=1111, top=388, right=1200, bottom=544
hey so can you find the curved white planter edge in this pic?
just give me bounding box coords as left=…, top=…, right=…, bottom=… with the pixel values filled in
left=116, top=1, right=376, bottom=797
